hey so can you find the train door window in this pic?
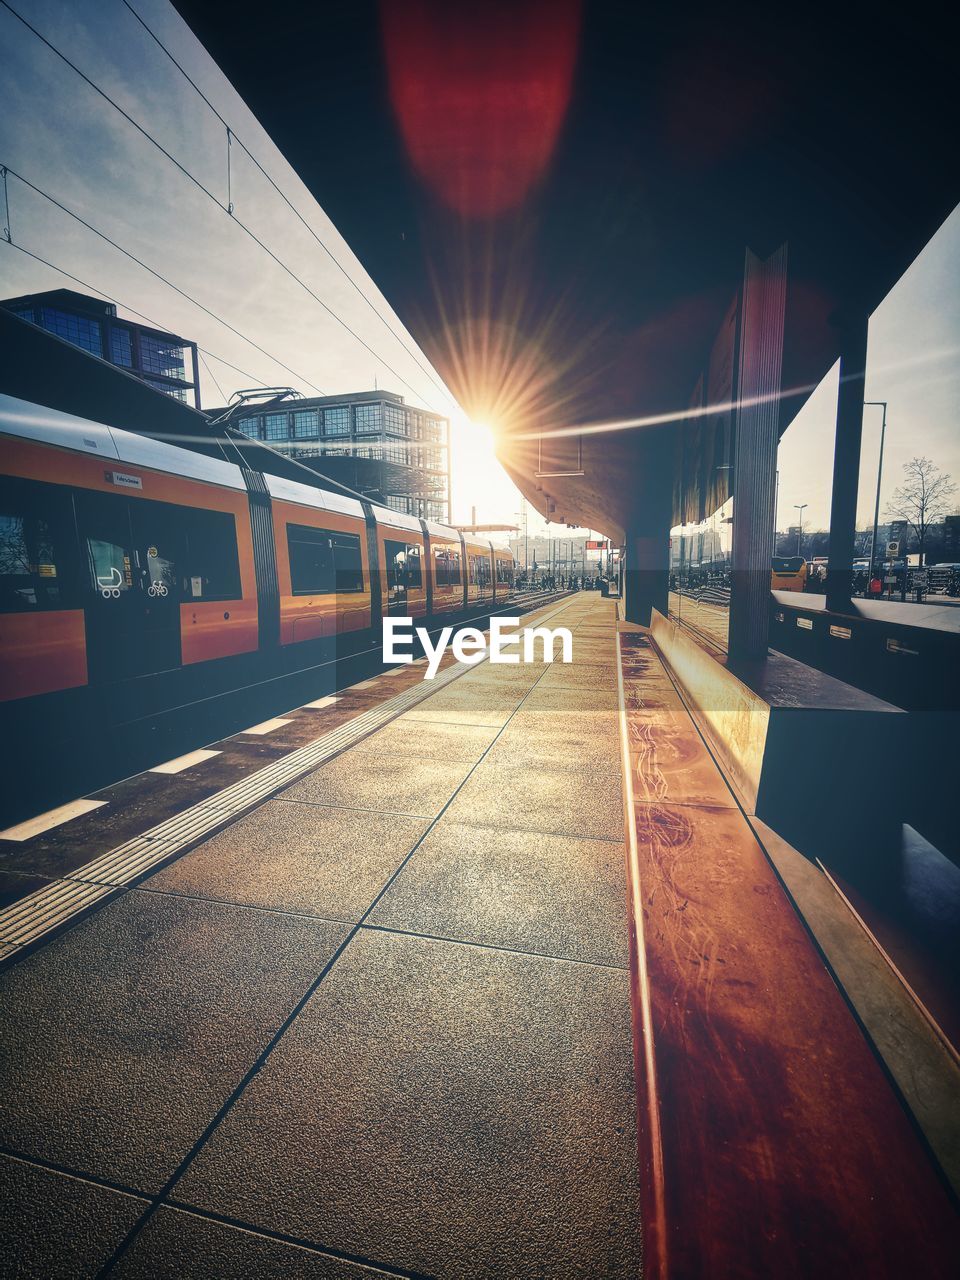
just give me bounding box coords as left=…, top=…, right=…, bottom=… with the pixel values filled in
left=0, top=476, right=77, bottom=612
left=181, top=508, right=242, bottom=600
left=384, top=538, right=421, bottom=613
left=82, top=495, right=135, bottom=600
left=76, top=490, right=183, bottom=682
left=406, top=543, right=422, bottom=588
left=129, top=502, right=184, bottom=602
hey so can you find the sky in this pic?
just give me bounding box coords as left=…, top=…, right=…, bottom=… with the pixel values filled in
left=776, top=204, right=960, bottom=532
left=0, top=0, right=532, bottom=528
left=1, top=1, right=956, bottom=546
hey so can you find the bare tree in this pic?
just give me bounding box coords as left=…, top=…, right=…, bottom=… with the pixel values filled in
left=884, top=457, right=958, bottom=566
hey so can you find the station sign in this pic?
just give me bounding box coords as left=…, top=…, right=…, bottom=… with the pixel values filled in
left=585, top=539, right=607, bottom=550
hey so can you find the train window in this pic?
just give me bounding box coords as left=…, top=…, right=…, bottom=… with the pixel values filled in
left=0, top=477, right=77, bottom=613
left=180, top=508, right=241, bottom=600
left=385, top=539, right=423, bottom=591
left=405, top=544, right=423, bottom=588
left=288, top=524, right=364, bottom=595
left=332, top=532, right=364, bottom=593
left=496, top=559, right=514, bottom=584
left=434, top=546, right=461, bottom=587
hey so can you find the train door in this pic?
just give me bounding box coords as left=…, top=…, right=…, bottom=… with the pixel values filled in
left=77, top=491, right=183, bottom=683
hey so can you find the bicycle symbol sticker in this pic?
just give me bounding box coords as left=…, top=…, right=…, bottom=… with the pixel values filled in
left=147, top=581, right=168, bottom=598
left=97, top=567, right=123, bottom=599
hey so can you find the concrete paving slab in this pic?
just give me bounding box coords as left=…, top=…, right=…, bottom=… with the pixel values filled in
left=348, top=718, right=501, bottom=765
left=481, top=716, right=620, bottom=774
left=0, top=892, right=349, bottom=1191
left=394, top=686, right=527, bottom=727
left=538, top=662, right=619, bottom=690
left=370, top=821, right=630, bottom=967
left=444, top=761, right=625, bottom=841
left=147, top=800, right=429, bottom=921
left=521, top=686, right=620, bottom=712
left=0, top=1155, right=147, bottom=1278
left=116, top=1207, right=400, bottom=1278
left=280, top=753, right=475, bottom=819
left=176, top=929, right=641, bottom=1280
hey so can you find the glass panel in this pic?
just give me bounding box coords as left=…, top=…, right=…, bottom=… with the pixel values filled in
left=354, top=403, right=382, bottom=434
left=384, top=404, right=408, bottom=437
left=669, top=496, right=733, bottom=649
left=39, top=306, right=102, bottom=356
left=0, top=477, right=73, bottom=612
left=323, top=406, right=351, bottom=436
left=287, top=525, right=364, bottom=595
left=139, top=333, right=186, bottom=380
left=263, top=412, right=289, bottom=442
left=180, top=508, right=241, bottom=600
left=858, top=203, right=960, bottom=604
left=143, top=378, right=187, bottom=402
left=109, top=327, right=133, bottom=368
left=288, top=525, right=334, bottom=595
left=774, top=359, right=839, bottom=595
left=236, top=417, right=261, bottom=439
left=293, top=409, right=319, bottom=439
left=332, top=532, right=364, bottom=593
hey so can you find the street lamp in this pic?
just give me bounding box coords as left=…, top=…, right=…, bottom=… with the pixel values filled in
left=793, top=504, right=807, bottom=556
left=864, top=400, right=888, bottom=574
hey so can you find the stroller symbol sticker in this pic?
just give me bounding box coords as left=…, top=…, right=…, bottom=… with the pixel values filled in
left=97, top=567, right=123, bottom=599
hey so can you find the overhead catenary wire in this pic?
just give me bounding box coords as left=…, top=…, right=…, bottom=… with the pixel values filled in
left=1, top=165, right=327, bottom=395
left=1, top=238, right=273, bottom=393
left=119, top=0, right=457, bottom=412
left=0, top=0, right=458, bottom=417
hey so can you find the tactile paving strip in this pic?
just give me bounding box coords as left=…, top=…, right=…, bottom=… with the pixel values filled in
left=0, top=596, right=577, bottom=961
left=0, top=658, right=474, bottom=960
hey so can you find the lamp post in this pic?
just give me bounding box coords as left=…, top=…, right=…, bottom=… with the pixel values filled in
left=793, top=504, right=807, bottom=557
left=864, top=400, right=888, bottom=575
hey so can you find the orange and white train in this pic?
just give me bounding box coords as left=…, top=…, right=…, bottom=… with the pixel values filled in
left=0, top=394, right=516, bottom=713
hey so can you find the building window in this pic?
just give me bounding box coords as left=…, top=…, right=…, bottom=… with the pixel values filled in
left=354, top=403, right=382, bottom=434
left=39, top=306, right=102, bottom=356
left=384, top=404, right=408, bottom=437
left=323, top=406, right=350, bottom=436
left=287, top=524, right=364, bottom=594
left=264, top=412, right=289, bottom=442
left=293, top=409, right=319, bottom=439
left=237, top=417, right=261, bottom=439
left=139, top=334, right=186, bottom=381
left=109, top=327, right=134, bottom=368
left=143, top=378, right=187, bottom=402
left=11, top=305, right=35, bottom=322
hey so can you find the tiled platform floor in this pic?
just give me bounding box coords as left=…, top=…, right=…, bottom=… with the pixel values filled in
left=0, top=594, right=640, bottom=1278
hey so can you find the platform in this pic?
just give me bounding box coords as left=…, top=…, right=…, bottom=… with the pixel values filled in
left=0, top=594, right=641, bottom=1278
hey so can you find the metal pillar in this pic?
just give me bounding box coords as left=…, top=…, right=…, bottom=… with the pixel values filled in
left=728, top=245, right=788, bottom=662
left=825, top=312, right=870, bottom=611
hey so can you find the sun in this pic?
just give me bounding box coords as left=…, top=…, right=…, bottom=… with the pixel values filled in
left=448, top=415, right=519, bottom=525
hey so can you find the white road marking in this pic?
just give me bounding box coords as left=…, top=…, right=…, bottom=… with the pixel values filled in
left=0, top=798, right=107, bottom=843
left=149, top=749, right=222, bottom=775
left=241, top=718, right=293, bottom=735
left=304, top=695, right=338, bottom=708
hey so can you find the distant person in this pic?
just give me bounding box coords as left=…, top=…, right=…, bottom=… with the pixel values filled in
left=869, top=571, right=882, bottom=597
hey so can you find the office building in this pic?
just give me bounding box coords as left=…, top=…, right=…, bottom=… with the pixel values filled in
left=212, top=390, right=450, bottom=523
left=0, top=289, right=200, bottom=408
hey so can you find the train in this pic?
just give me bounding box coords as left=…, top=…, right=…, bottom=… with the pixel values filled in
left=0, top=392, right=519, bottom=812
